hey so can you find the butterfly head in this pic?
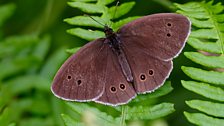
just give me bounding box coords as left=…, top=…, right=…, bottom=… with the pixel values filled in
left=104, top=25, right=114, bottom=38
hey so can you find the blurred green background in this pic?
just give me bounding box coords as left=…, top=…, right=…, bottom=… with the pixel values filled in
left=0, top=0, right=222, bottom=126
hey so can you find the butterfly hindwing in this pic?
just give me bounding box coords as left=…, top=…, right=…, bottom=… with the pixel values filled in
left=122, top=45, right=172, bottom=93
left=95, top=47, right=136, bottom=106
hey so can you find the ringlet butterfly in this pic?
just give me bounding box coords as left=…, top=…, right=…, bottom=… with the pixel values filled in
left=51, top=13, right=191, bottom=106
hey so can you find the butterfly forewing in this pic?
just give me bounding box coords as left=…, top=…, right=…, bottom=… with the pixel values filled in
left=118, top=13, right=191, bottom=61
left=51, top=39, right=107, bottom=101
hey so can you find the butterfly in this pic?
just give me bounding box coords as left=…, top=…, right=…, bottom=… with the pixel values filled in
left=51, top=13, right=191, bottom=106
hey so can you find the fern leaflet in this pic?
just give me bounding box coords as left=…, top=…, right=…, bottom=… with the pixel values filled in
left=176, top=1, right=224, bottom=125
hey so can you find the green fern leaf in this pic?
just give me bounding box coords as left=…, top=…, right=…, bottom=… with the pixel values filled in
left=65, top=102, right=120, bottom=126
left=184, top=52, right=224, bottom=68
left=61, top=114, right=84, bottom=126
left=176, top=1, right=224, bottom=125
left=64, top=16, right=103, bottom=28
left=125, top=103, right=175, bottom=120
left=186, top=100, right=224, bottom=117
left=182, top=67, right=224, bottom=85
left=67, top=28, right=104, bottom=41
left=184, top=112, right=224, bottom=126
left=187, top=38, right=221, bottom=54
left=112, top=16, right=140, bottom=31
left=182, top=81, right=224, bottom=101
left=107, top=2, right=135, bottom=19
left=131, top=81, right=173, bottom=103
left=68, top=2, right=105, bottom=13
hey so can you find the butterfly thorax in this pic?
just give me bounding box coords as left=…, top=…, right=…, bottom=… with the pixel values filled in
left=104, top=26, right=120, bottom=51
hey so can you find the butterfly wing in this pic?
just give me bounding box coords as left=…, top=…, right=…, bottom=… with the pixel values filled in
left=118, top=13, right=191, bottom=61
left=51, top=38, right=108, bottom=101
left=95, top=47, right=136, bottom=106
left=118, top=13, right=191, bottom=93
left=122, top=45, right=172, bottom=93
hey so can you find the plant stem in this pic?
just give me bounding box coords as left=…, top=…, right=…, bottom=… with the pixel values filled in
left=120, top=106, right=127, bottom=126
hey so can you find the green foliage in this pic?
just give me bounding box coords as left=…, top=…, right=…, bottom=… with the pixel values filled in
left=64, top=0, right=139, bottom=41
left=61, top=82, right=174, bottom=126
left=0, top=3, right=15, bottom=28
left=176, top=1, right=224, bottom=125
left=3, top=0, right=224, bottom=126
left=0, top=33, right=67, bottom=126
left=0, top=3, right=69, bottom=126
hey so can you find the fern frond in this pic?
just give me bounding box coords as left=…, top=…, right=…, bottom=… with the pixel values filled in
left=187, top=38, right=221, bottom=54
left=182, top=67, right=224, bottom=85
left=184, top=52, right=224, bottom=68
left=61, top=82, right=174, bottom=126
left=186, top=100, right=224, bottom=117
left=65, top=102, right=120, bottom=126
left=65, top=0, right=137, bottom=41
left=176, top=1, right=224, bottom=125
left=125, top=103, right=175, bottom=120
left=131, top=81, right=173, bottom=103
left=182, top=81, right=224, bottom=101
left=67, top=28, right=104, bottom=41
left=184, top=112, right=224, bottom=126
left=61, top=114, right=84, bottom=126
left=0, top=32, right=65, bottom=125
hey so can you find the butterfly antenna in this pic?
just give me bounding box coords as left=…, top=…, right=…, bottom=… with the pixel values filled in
left=84, top=14, right=105, bottom=27
left=109, top=1, right=120, bottom=27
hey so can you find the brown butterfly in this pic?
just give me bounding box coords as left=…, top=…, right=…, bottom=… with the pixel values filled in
left=51, top=13, right=191, bottom=106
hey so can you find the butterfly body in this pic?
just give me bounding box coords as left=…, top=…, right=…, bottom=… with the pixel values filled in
left=51, top=13, right=191, bottom=106
left=104, top=25, right=134, bottom=83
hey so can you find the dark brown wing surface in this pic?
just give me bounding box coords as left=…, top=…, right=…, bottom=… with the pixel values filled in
left=121, top=45, right=172, bottom=93
left=51, top=39, right=107, bottom=101
left=118, top=13, right=190, bottom=93
left=95, top=47, right=136, bottom=106
left=118, top=13, right=191, bottom=61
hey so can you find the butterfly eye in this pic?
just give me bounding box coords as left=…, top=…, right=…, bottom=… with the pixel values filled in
left=140, top=74, right=146, bottom=81
left=148, top=69, right=154, bottom=76
left=119, top=83, right=126, bottom=90
left=110, top=86, right=117, bottom=93
left=167, top=23, right=172, bottom=26
left=167, top=33, right=171, bottom=37
left=67, top=75, right=71, bottom=80
left=77, top=80, right=82, bottom=86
